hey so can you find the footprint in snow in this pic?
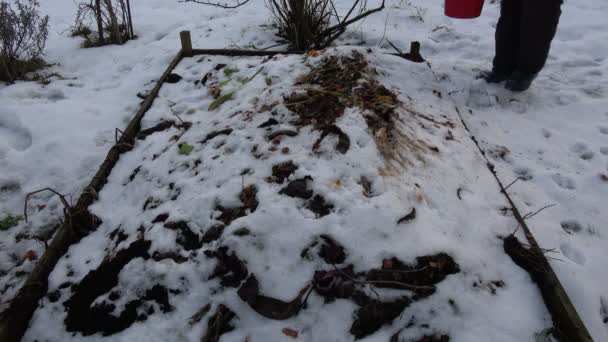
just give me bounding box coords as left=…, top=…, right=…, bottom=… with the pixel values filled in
left=560, top=220, right=583, bottom=234
left=513, top=166, right=533, bottom=181
left=599, top=126, right=608, bottom=135
left=0, top=111, right=33, bottom=152
left=600, top=147, right=608, bottom=155
left=541, top=128, right=552, bottom=139
left=552, top=174, right=576, bottom=190
left=570, top=142, right=594, bottom=161
left=560, top=242, right=586, bottom=266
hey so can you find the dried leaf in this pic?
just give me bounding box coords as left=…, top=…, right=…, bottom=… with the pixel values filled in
left=282, top=327, right=299, bottom=338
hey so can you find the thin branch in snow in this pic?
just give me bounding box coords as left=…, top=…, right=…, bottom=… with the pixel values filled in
left=24, top=188, right=71, bottom=223
left=180, top=0, right=251, bottom=9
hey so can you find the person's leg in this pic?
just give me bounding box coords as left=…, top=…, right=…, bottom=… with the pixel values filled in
left=506, top=0, right=562, bottom=90
left=489, top=0, right=523, bottom=81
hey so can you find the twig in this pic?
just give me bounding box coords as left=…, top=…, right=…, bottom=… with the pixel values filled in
left=180, top=0, right=251, bottom=8
left=24, top=188, right=71, bottom=223
left=386, top=39, right=404, bottom=55
left=115, top=128, right=124, bottom=143
left=523, top=204, right=556, bottom=221
left=330, top=264, right=434, bottom=292
left=504, top=177, right=523, bottom=191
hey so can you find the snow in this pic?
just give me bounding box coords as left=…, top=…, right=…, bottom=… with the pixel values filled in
left=0, top=0, right=606, bottom=341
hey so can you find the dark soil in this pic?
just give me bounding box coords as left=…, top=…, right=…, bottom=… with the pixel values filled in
left=163, top=221, right=202, bottom=251
left=126, top=165, right=142, bottom=184
left=108, top=228, right=129, bottom=247
left=312, top=266, right=357, bottom=302
left=165, top=73, right=182, bottom=84
left=217, top=185, right=258, bottom=226
left=268, top=129, right=299, bottom=141
left=237, top=275, right=310, bottom=320
left=201, top=304, right=237, bottom=342
left=202, top=224, right=225, bottom=244
left=306, top=195, right=333, bottom=218
left=301, top=234, right=346, bottom=264
left=280, top=177, right=313, bottom=199
left=206, top=247, right=248, bottom=288
left=152, top=213, right=169, bottom=223
left=391, top=333, right=450, bottom=342
left=270, top=160, right=298, bottom=183
left=313, top=125, right=350, bottom=154
left=258, top=118, right=279, bottom=128
left=152, top=251, right=188, bottom=264
left=350, top=297, right=411, bottom=340
left=64, top=240, right=155, bottom=336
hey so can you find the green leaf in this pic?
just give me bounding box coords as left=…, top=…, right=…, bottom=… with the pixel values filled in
left=0, top=214, right=23, bottom=231
left=208, top=91, right=235, bottom=110
left=218, top=79, right=230, bottom=87
left=223, top=68, right=239, bottom=76
left=178, top=142, right=194, bottom=155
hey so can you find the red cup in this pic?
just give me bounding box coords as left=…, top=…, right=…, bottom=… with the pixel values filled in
left=445, top=0, right=485, bottom=19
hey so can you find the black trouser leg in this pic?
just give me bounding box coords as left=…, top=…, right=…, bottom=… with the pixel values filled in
left=517, top=0, right=562, bottom=75
left=493, top=0, right=523, bottom=75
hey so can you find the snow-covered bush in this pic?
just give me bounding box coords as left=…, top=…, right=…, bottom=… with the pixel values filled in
left=0, top=0, right=49, bottom=82
left=72, top=0, right=134, bottom=47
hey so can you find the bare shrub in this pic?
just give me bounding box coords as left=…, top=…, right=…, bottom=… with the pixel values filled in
left=0, top=0, right=49, bottom=82
left=72, top=0, right=134, bottom=47
left=186, top=0, right=385, bottom=51
left=267, top=0, right=385, bottom=50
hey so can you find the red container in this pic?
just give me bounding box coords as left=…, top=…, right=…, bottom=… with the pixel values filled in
left=445, top=0, right=485, bottom=19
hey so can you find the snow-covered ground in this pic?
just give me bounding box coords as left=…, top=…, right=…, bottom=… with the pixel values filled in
left=1, top=0, right=606, bottom=340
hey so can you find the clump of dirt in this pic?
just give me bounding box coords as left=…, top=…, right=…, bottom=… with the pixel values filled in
left=205, top=246, right=249, bottom=288
left=163, top=221, right=202, bottom=251
left=202, top=224, right=225, bottom=243
left=136, top=120, right=192, bottom=140
left=306, top=195, right=334, bottom=218
left=280, top=177, right=313, bottom=199
left=152, top=213, right=169, bottom=223
left=166, top=73, right=182, bottom=84
left=270, top=160, right=298, bottom=183
left=64, top=240, right=175, bottom=336
left=237, top=274, right=310, bottom=320
left=285, top=52, right=367, bottom=129
left=313, top=125, right=350, bottom=154
left=199, top=128, right=233, bottom=144
left=201, top=304, right=238, bottom=342
left=217, top=185, right=259, bottom=225
left=258, top=118, right=279, bottom=128
left=301, top=234, right=346, bottom=264
left=350, top=297, right=412, bottom=339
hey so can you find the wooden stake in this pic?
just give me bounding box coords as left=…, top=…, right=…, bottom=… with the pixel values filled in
left=180, top=31, right=193, bottom=57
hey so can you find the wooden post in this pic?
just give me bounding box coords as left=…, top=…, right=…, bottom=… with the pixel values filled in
left=180, top=31, right=193, bottom=57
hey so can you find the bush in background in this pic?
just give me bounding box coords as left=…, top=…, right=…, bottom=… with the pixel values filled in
left=0, top=0, right=49, bottom=82
left=72, top=0, right=134, bottom=47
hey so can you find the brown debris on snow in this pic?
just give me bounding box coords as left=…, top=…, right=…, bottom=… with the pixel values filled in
left=201, top=304, right=238, bottom=342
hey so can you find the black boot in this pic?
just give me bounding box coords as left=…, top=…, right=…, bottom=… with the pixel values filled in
left=505, top=70, right=537, bottom=91
left=478, top=69, right=510, bottom=83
